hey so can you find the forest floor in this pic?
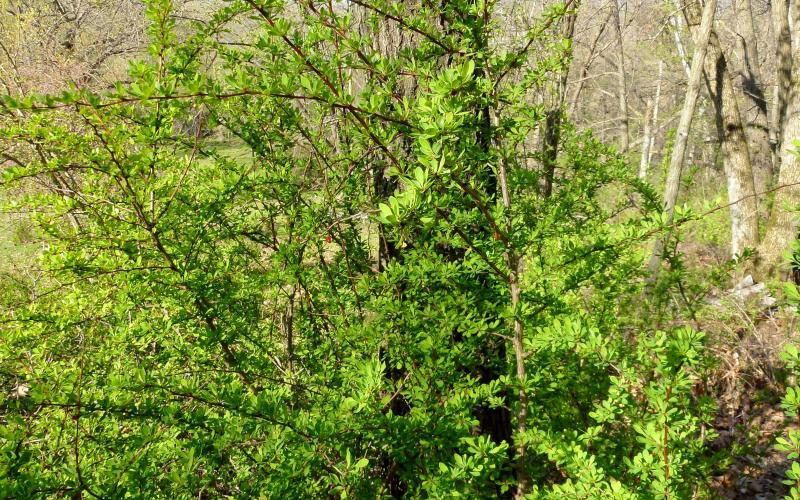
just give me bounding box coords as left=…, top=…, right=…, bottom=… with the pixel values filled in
left=716, top=402, right=791, bottom=498
left=704, top=296, right=796, bottom=498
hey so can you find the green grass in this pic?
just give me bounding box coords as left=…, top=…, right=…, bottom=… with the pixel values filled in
left=198, top=138, right=253, bottom=166
left=0, top=193, right=39, bottom=274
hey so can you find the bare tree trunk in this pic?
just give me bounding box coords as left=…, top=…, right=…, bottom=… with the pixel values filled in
left=670, top=7, right=692, bottom=79
left=639, top=99, right=654, bottom=179
left=706, top=36, right=760, bottom=258
left=771, top=0, right=793, bottom=172
left=648, top=0, right=718, bottom=279
left=682, top=0, right=760, bottom=259
left=542, top=8, right=578, bottom=197
left=613, top=0, right=630, bottom=152
left=733, top=0, right=772, bottom=210
left=758, top=0, right=800, bottom=280
left=646, top=60, right=664, bottom=168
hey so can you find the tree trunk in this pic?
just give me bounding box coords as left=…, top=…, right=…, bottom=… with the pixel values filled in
left=542, top=8, right=577, bottom=197
left=639, top=99, right=654, bottom=179
left=771, top=0, right=793, bottom=172
left=646, top=60, right=664, bottom=168
left=706, top=37, right=760, bottom=258
left=757, top=0, right=800, bottom=280
left=648, top=0, right=718, bottom=279
left=683, top=0, right=760, bottom=259
left=613, top=0, right=630, bottom=152
left=733, top=0, right=772, bottom=210
left=670, top=6, right=692, bottom=79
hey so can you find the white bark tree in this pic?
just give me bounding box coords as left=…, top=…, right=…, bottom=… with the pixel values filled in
left=732, top=0, right=772, bottom=202
left=683, top=2, right=760, bottom=259
left=757, top=0, right=800, bottom=280
left=648, top=0, right=718, bottom=278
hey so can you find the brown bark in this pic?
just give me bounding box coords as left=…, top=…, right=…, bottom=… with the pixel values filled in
left=770, top=0, right=793, bottom=171
left=646, top=60, right=664, bottom=169
left=733, top=0, right=772, bottom=209
left=639, top=98, right=654, bottom=179
left=542, top=8, right=577, bottom=197
left=705, top=37, right=760, bottom=258
left=648, top=0, right=718, bottom=279
left=757, top=0, right=800, bottom=280
left=669, top=1, right=692, bottom=79
left=613, top=0, right=630, bottom=152
left=682, top=0, right=760, bottom=259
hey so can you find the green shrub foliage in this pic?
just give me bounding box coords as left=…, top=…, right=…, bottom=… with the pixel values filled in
left=779, top=342, right=800, bottom=500
left=778, top=238, right=800, bottom=500
left=0, top=0, right=718, bottom=497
